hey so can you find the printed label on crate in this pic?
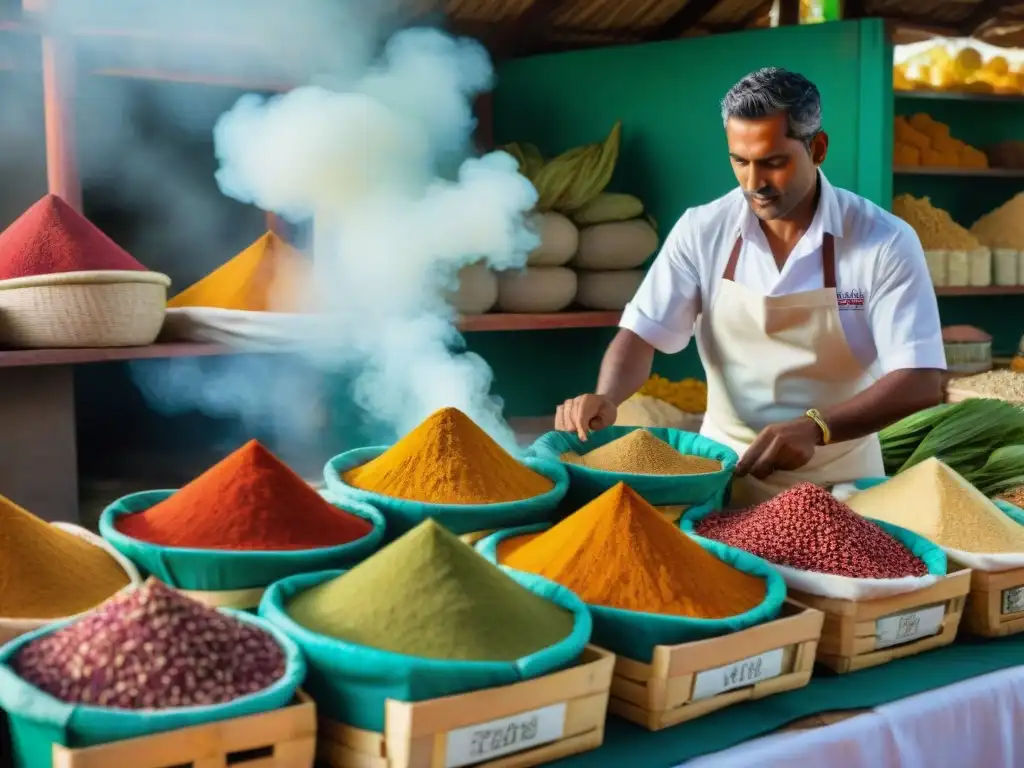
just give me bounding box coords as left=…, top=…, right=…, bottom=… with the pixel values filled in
left=444, top=702, right=567, bottom=768
left=691, top=648, right=785, bottom=701
left=1001, top=586, right=1024, bottom=615
left=875, top=604, right=944, bottom=649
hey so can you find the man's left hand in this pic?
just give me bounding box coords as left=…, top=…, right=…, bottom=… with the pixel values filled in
left=734, top=417, right=822, bottom=479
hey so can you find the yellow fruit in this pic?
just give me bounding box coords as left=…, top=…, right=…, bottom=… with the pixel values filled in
left=984, top=56, right=1009, bottom=77
left=954, top=47, right=983, bottom=78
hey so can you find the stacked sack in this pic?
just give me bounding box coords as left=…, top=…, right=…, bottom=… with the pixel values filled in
left=447, top=123, right=659, bottom=314
left=893, top=114, right=988, bottom=169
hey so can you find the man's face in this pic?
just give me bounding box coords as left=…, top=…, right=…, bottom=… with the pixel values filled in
left=726, top=113, right=827, bottom=221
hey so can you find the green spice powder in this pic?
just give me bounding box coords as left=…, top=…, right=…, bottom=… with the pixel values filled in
left=286, top=519, right=574, bottom=660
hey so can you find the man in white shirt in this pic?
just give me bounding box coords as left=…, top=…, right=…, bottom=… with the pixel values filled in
left=555, top=67, right=945, bottom=503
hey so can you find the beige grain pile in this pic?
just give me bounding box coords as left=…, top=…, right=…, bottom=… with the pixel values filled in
left=952, top=370, right=1024, bottom=403
left=847, top=457, right=1024, bottom=554
left=561, top=429, right=721, bottom=475
left=971, top=193, right=1024, bottom=250
left=892, top=194, right=981, bottom=250
left=999, top=485, right=1024, bottom=508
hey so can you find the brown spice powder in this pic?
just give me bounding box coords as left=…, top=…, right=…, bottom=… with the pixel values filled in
left=562, top=429, right=720, bottom=475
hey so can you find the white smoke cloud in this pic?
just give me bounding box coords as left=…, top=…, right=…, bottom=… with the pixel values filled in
left=209, top=26, right=539, bottom=450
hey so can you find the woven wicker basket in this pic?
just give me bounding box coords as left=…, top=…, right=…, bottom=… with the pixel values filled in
left=0, top=270, right=171, bottom=348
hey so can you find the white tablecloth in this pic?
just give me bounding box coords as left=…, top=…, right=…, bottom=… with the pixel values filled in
left=683, top=665, right=1024, bottom=767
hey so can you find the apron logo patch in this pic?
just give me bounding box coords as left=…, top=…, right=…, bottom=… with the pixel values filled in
left=837, top=289, right=865, bottom=310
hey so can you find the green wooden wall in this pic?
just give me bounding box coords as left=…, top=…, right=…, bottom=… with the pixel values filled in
left=487, top=19, right=892, bottom=416
left=894, top=94, right=1024, bottom=355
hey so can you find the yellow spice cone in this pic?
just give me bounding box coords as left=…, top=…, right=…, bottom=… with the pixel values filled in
left=168, top=231, right=311, bottom=312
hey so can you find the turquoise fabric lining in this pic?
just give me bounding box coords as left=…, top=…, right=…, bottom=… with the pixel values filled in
left=476, top=524, right=785, bottom=663
left=323, top=448, right=568, bottom=541
left=99, top=490, right=386, bottom=590
left=528, top=427, right=736, bottom=509
left=0, top=610, right=304, bottom=768
left=259, top=568, right=591, bottom=732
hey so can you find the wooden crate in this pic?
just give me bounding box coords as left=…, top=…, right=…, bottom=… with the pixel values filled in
left=789, top=569, right=971, bottom=674
left=608, top=601, right=824, bottom=731
left=961, top=565, right=1024, bottom=637
left=317, top=646, right=614, bottom=768
left=50, top=693, right=316, bottom=768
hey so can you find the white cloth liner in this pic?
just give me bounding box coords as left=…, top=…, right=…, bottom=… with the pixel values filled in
left=770, top=562, right=939, bottom=601
left=161, top=307, right=320, bottom=347
left=832, top=483, right=1024, bottom=573
left=0, top=523, right=142, bottom=644
left=685, top=664, right=1024, bottom=767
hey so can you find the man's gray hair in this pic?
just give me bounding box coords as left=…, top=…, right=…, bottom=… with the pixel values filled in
left=721, top=68, right=822, bottom=145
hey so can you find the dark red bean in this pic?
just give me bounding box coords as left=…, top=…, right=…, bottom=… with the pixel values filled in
left=695, top=483, right=927, bottom=579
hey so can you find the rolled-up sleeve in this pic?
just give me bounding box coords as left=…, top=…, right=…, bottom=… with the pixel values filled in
left=869, top=223, right=947, bottom=373
left=619, top=212, right=702, bottom=354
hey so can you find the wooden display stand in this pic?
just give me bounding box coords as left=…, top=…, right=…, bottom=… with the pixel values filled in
left=789, top=569, right=971, bottom=674
left=316, top=646, right=614, bottom=768
left=961, top=565, right=1024, bottom=637
left=50, top=693, right=315, bottom=768
left=608, top=602, right=824, bottom=732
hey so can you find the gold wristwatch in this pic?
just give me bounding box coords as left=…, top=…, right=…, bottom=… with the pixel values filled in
left=805, top=408, right=831, bottom=445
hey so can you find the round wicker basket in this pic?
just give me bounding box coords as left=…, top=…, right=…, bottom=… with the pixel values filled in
left=0, top=270, right=171, bottom=348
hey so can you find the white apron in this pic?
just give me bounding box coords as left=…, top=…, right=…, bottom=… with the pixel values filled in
left=696, top=232, right=885, bottom=506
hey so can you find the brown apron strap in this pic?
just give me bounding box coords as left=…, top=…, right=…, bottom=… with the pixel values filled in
left=722, top=236, right=743, bottom=282
left=822, top=232, right=836, bottom=290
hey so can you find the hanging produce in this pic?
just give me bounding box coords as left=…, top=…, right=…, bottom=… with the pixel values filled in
left=894, top=39, right=1024, bottom=95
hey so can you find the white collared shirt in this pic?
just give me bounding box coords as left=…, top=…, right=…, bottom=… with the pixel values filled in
left=620, top=173, right=947, bottom=376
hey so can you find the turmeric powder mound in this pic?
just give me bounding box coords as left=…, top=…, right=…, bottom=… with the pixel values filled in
left=168, top=232, right=310, bottom=312
left=892, top=194, right=981, bottom=251
left=561, top=429, right=720, bottom=475
left=343, top=407, right=554, bottom=504
left=501, top=483, right=766, bottom=618
left=0, top=495, right=129, bottom=619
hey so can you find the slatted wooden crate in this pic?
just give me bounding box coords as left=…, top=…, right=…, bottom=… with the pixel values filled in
left=608, top=601, right=823, bottom=731
left=50, top=693, right=316, bottom=768
left=961, top=565, right=1024, bottom=637
left=789, top=568, right=971, bottom=673
left=317, top=646, right=614, bottom=768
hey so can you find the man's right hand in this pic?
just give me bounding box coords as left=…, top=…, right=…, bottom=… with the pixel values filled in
left=554, top=394, right=618, bottom=442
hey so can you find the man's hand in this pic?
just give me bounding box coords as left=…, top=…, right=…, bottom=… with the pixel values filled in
left=555, top=394, right=617, bottom=442
left=734, top=416, right=822, bottom=479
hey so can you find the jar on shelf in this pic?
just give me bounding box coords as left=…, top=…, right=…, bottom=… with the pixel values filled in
left=968, top=247, right=992, bottom=287
left=993, top=249, right=1019, bottom=286
left=942, top=325, right=992, bottom=374
left=946, top=250, right=969, bottom=287
left=924, top=250, right=948, bottom=287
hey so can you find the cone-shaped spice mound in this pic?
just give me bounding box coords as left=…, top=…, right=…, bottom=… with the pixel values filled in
left=561, top=429, right=721, bottom=475
left=343, top=407, right=554, bottom=504
left=116, top=440, right=372, bottom=550
left=0, top=495, right=130, bottom=619
left=500, top=482, right=766, bottom=617
left=696, top=483, right=927, bottom=578
left=12, top=578, right=286, bottom=708
left=287, top=519, right=574, bottom=660
left=0, top=194, right=148, bottom=279
left=168, top=232, right=310, bottom=312
left=848, top=458, right=1024, bottom=554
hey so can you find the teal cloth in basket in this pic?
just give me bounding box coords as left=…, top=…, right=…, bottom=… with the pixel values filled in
left=258, top=567, right=591, bottom=732
left=681, top=503, right=949, bottom=576
left=0, top=610, right=304, bottom=768
left=323, top=447, right=568, bottom=542
left=98, top=490, right=386, bottom=590
left=476, top=524, right=785, bottom=663
left=528, top=427, right=737, bottom=508
left=546, top=632, right=1024, bottom=767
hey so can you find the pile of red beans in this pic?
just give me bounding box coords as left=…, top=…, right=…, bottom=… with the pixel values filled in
left=695, top=483, right=928, bottom=579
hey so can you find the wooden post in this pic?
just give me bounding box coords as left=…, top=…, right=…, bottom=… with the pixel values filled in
left=28, top=0, right=83, bottom=211
left=771, top=0, right=802, bottom=27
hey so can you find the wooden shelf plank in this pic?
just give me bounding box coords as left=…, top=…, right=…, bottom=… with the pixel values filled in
left=895, top=90, right=1024, bottom=104
left=894, top=166, right=1024, bottom=178
left=935, top=286, right=1024, bottom=296
left=0, top=312, right=622, bottom=368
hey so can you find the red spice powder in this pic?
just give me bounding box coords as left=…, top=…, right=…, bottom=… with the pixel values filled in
left=0, top=194, right=148, bottom=279
left=695, top=483, right=927, bottom=579
left=116, top=440, right=373, bottom=550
